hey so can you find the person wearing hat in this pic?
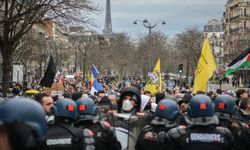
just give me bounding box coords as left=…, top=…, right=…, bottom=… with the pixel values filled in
left=178, top=93, right=192, bottom=113
left=177, top=93, right=192, bottom=125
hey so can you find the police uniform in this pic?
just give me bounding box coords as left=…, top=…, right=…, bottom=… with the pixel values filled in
left=165, top=94, right=234, bottom=150
left=166, top=125, right=234, bottom=150
left=76, top=97, right=121, bottom=150
left=77, top=121, right=121, bottom=150
left=136, top=124, right=171, bottom=150
left=177, top=112, right=188, bottom=125
left=44, top=98, right=95, bottom=150
left=136, top=99, right=180, bottom=150
left=45, top=124, right=94, bottom=150
left=214, top=94, right=250, bottom=150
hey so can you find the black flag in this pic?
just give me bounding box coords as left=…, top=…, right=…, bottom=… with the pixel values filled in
left=40, top=55, right=56, bottom=87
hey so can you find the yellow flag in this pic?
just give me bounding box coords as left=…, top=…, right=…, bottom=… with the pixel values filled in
left=193, top=38, right=216, bottom=94
left=144, top=59, right=162, bottom=95
left=86, top=66, right=91, bottom=82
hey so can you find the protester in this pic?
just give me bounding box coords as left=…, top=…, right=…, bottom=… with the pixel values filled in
left=177, top=93, right=192, bottom=125
left=235, top=98, right=250, bottom=125
left=34, top=93, right=55, bottom=125
left=235, top=89, right=248, bottom=106
left=117, top=87, right=141, bottom=114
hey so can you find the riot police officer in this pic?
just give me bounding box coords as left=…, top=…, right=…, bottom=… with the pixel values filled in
left=136, top=99, right=179, bottom=150
left=44, top=98, right=95, bottom=150
left=165, top=94, right=234, bottom=150
left=75, top=97, right=121, bottom=150
left=0, top=97, right=47, bottom=150
left=214, top=94, right=250, bottom=150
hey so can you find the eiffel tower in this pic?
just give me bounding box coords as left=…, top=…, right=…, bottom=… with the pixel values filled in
left=103, top=0, right=112, bottom=37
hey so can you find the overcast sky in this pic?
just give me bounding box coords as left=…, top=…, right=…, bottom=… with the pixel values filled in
left=91, top=0, right=228, bottom=38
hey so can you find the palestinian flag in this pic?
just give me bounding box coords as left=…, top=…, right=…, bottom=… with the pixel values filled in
left=226, top=48, right=250, bottom=76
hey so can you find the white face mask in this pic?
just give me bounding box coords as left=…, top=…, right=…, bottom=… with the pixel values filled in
left=122, top=99, right=134, bottom=112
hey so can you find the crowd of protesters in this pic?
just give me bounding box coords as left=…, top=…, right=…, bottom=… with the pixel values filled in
left=0, top=74, right=250, bottom=150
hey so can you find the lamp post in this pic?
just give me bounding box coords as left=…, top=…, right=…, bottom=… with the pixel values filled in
left=133, top=19, right=166, bottom=73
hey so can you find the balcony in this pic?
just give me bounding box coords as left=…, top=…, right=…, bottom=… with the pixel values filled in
left=239, top=14, right=250, bottom=20
left=227, top=14, right=250, bottom=22
left=229, top=27, right=244, bottom=33
left=229, top=15, right=240, bottom=21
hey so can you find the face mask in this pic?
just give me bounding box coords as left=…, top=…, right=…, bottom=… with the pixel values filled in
left=122, top=99, right=134, bottom=112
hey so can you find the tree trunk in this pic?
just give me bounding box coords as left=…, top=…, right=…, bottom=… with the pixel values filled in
left=186, top=54, right=190, bottom=85
left=2, top=56, right=12, bottom=97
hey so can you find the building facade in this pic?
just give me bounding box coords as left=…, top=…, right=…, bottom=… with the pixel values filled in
left=223, top=0, right=250, bottom=55
left=204, top=19, right=224, bottom=75
left=23, top=20, right=72, bottom=82
left=223, top=0, right=250, bottom=86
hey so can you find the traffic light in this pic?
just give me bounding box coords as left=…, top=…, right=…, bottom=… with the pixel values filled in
left=178, top=64, right=183, bottom=74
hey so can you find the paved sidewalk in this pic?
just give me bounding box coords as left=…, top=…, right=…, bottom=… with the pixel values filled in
left=208, top=83, right=247, bottom=91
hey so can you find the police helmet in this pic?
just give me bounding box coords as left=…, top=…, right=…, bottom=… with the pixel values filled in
left=0, top=97, right=47, bottom=147
left=186, top=94, right=218, bottom=126
left=214, top=95, right=236, bottom=120
left=118, top=87, right=141, bottom=113
left=53, top=98, right=77, bottom=121
left=155, top=99, right=179, bottom=120
left=76, top=98, right=96, bottom=116
left=187, top=94, right=214, bottom=117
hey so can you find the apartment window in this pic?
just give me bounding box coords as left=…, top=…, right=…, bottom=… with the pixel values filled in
left=239, top=9, right=243, bottom=17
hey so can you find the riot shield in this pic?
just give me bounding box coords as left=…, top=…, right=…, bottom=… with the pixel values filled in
left=128, top=115, right=148, bottom=150
left=114, top=113, right=148, bottom=150
left=96, top=104, right=116, bottom=126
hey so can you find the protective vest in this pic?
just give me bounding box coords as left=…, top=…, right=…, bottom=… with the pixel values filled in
left=166, top=126, right=233, bottom=150
left=45, top=124, right=94, bottom=150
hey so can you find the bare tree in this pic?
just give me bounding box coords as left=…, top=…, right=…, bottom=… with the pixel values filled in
left=136, top=31, right=172, bottom=79
left=107, top=33, right=135, bottom=78
left=71, top=33, right=98, bottom=81
left=174, top=26, right=203, bottom=84
left=0, top=0, right=98, bottom=96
